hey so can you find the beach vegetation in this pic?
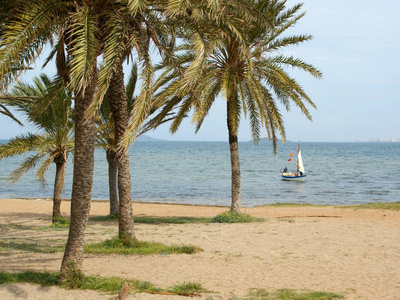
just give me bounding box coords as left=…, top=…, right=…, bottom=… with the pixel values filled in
left=0, top=236, right=201, bottom=256
left=0, top=74, right=74, bottom=223
left=59, top=260, right=85, bottom=289
left=31, top=216, right=71, bottom=230
left=0, top=271, right=59, bottom=286
left=90, top=214, right=211, bottom=224
left=0, top=240, right=64, bottom=253
left=263, top=202, right=328, bottom=207
left=169, top=281, right=210, bottom=294
left=340, top=201, right=400, bottom=210
left=0, top=270, right=208, bottom=296
left=151, top=0, right=322, bottom=214
left=211, top=211, right=256, bottom=223
left=230, top=288, right=344, bottom=299
left=51, top=216, right=71, bottom=228
left=90, top=214, right=120, bottom=221
left=84, top=236, right=202, bottom=255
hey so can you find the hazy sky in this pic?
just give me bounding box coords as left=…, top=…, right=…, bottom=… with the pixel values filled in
left=1, top=0, right=399, bottom=142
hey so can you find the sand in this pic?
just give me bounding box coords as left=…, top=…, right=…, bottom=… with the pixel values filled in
left=0, top=198, right=399, bottom=299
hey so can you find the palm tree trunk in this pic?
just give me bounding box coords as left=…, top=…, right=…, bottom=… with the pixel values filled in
left=52, top=154, right=66, bottom=223
left=108, top=62, right=135, bottom=242
left=106, top=149, right=119, bottom=215
left=60, top=74, right=97, bottom=281
left=227, top=100, right=241, bottom=213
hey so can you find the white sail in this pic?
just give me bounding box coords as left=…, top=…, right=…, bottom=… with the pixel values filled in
left=297, top=150, right=305, bottom=173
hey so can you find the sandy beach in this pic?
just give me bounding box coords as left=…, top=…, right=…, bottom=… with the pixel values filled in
left=0, top=198, right=399, bottom=299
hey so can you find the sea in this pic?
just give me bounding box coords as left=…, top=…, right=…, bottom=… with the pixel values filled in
left=0, top=141, right=399, bottom=207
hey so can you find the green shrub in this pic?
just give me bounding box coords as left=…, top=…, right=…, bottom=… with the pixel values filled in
left=211, top=211, right=254, bottom=223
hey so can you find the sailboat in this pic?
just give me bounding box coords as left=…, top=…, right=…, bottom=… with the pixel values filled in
left=281, top=144, right=307, bottom=181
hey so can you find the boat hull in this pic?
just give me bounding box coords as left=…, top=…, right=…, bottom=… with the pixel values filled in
left=281, top=174, right=307, bottom=182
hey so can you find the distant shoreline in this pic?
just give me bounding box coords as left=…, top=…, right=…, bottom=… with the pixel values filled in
left=2, top=197, right=399, bottom=210
left=2, top=138, right=400, bottom=144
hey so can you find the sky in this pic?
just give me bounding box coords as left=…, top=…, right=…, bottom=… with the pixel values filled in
left=1, top=0, right=399, bottom=142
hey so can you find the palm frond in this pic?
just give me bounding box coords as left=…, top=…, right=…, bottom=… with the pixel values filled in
left=0, top=134, right=42, bottom=159
left=127, top=37, right=154, bottom=144
left=89, top=11, right=127, bottom=120
left=7, top=153, right=44, bottom=183
left=0, top=0, right=67, bottom=90
left=126, top=0, right=148, bottom=15
left=125, top=62, right=138, bottom=112
left=0, top=104, right=24, bottom=125
left=68, top=4, right=99, bottom=93
left=36, top=154, right=54, bottom=186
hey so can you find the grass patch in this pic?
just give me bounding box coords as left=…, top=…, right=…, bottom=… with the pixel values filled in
left=262, top=201, right=400, bottom=211
left=211, top=211, right=259, bottom=223
left=34, top=216, right=71, bottom=230
left=169, top=281, right=210, bottom=294
left=90, top=214, right=211, bottom=224
left=0, top=237, right=201, bottom=255
left=231, top=288, right=344, bottom=299
left=0, top=271, right=207, bottom=296
left=0, top=271, right=59, bottom=286
left=89, top=214, right=119, bottom=222
left=339, top=201, right=400, bottom=210
left=135, top=216, right=211, bottom=224
left=261, top=202, right=327, bottom=207
left=75, top=274, right=163, bottom=293
left=51, top=216, right=71, bottom=228
left=84, top=237, right=202, bottom=255
left=0, top=240, right=63, bottom=253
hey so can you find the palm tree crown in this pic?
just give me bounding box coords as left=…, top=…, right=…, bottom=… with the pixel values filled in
left=152, top=0, right=322, bottom=212
left=0, top=74, right=74, bottom=221
left=0, top=74, right=74, bottom=182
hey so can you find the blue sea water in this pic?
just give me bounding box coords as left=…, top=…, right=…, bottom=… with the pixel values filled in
left=0, top=141, right=399, bottom=207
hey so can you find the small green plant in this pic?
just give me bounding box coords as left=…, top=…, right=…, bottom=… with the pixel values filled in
left=51, top=216, right=71, bottom=228
left=169, top=282, right=209, bottom=294
left=84, top=237, right=202, bottom=255
left=211, top=211, right=255, bottom=223
left=59, top=261, right=84, bottom=289
left=29, top=217, right=71, bottom=231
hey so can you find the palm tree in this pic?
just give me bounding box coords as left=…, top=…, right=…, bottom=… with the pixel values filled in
left=96, top=8, right=171, bottom=243
left=152, top=0, right=322, bottom=213
left=96, top=98, right=119, bottom=216
left=96, top=64, right=138, bottom=216
left=0, top=74, right=74, bottom=222
left=0, top=0, right=114, bottom=279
